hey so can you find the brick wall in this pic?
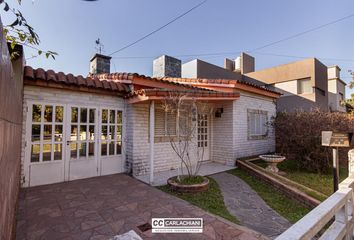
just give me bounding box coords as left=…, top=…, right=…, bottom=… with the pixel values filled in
left=233, top=93, right=276, bottom=159
left=0, top=17, right=24, bottom=240
left=21, top=86, right=125, bottom=187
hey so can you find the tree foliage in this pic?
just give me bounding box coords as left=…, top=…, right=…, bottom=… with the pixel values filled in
left=1, top=0, right=57, bottom=59
left=274, top=109, right=354, bottom=173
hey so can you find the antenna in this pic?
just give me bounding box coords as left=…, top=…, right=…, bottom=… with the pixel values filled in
left=95, top=38, right=104, bottom=54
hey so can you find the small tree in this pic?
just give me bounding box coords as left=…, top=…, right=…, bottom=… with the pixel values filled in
left=160, top=93, right=211, bottom=181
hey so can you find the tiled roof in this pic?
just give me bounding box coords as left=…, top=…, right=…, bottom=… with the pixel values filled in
left=126, top=88, right=240, bottom=99
left=24, top=66, right=130, bottom=92
left=89, top=72, right=201, bottom=90
left=160, top=77, right=281, bottom=95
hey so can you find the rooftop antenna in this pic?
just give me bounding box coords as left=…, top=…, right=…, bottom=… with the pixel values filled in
left=95, top=38, right=104, bottom=54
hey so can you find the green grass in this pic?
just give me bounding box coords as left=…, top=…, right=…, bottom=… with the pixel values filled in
left=176, top=175, right=205, bottom=185
left=228, top=168, right=311, bottom=223
left=158, top=177, right=239, bottom=224
left=254, top=159, right=348, bottom=196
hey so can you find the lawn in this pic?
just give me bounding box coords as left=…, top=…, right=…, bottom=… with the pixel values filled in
left=253, top=159, right=348, bottom=196
left=158, top=177, right=239, bottom=224
left=228, top=168, right=311, bottom=223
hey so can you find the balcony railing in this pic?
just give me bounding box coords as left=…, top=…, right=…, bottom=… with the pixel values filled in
left=276, top=174, right=354, bottom=240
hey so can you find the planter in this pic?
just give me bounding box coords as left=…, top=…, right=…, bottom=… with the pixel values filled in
left=167, top=176, right=209, bottom=193
left=259, top=154, right=286, bottom=173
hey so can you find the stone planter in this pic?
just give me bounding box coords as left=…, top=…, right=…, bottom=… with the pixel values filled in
left=167, top=176, right=209, bottom=193
left=259, top=155, right=286, bottom=173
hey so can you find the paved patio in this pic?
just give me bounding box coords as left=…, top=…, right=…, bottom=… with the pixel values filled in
left=136, top=162, right=236, bottom=186
left=16, top=173, right=268, bottom=240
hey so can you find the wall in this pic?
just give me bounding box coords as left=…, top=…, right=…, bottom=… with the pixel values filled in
left=233, top=93, right=276, bottom=159
left=182, top=59, right=243, bottom=80
left=21, top=86, right=125, bottom=187
left=0, top=17, right=24, bottom=240
left=328, top=79, right=346, bottom=112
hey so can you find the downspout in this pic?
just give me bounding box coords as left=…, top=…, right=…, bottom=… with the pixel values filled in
left=149, top=100, right=155, bottom=184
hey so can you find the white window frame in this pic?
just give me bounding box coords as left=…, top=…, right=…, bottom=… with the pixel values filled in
left=297, top=78, right=313, bottom=94
left=100, top=108, right=123, bottom=156
left=154, top=108, right=188, bottom=137
left=247, top=109, right=268, bottom=140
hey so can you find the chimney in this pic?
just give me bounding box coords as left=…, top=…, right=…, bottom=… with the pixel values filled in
left=232, top=52, right=255, bottom=74
left=153, top=55, right=181, bottom=78
left=327, top=65, right=341, bottom=79
left=90, top=53, right=111, bottom=74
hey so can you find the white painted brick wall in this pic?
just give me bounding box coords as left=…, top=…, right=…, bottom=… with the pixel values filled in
left=21, top=86, right=125, bottom=186
left=233, top=93, right=276, bottom=159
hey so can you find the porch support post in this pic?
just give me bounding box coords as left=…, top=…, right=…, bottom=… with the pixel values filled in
left=149, top=100, right=155, bottom=184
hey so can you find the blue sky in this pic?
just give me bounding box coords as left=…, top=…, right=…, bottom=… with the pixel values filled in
left=2, top=0, right=354, bottom=97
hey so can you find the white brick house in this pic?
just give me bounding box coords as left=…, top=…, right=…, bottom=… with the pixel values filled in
left=20, top=54, right=280, bottom=187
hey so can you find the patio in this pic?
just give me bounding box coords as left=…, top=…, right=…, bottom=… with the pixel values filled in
left=136, top=162, right=236, bottom=186
left=16, top=173, right=266, bottom=240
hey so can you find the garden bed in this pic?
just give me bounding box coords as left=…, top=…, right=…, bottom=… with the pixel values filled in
left=253, top=158, right=348, bottom=196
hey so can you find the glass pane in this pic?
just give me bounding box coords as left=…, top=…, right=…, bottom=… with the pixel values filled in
left=31, top=125, right=41, bottom=142
left=109, top=142, right=115, bottom=155
left=101, top=142, right=107, bottom=156
left=89, top=109, right=95, bottom=123
left=32, top=104, right=42, bottom=122
left=116, top=126, right=122, bottom=141
left=109, top=125, right=115, bottom=140
left=101, top=126, right=107, bottom=140
left=89, top=125, right=95, bottom=140
left=71, top=107, right=78, bottom=122
left=43, top=125, right=52, bottom=141
left=43, top=144, right=52, bottom=161
left=117, top=111, right=122, bottom=124
left=54, top=125, right=63, bottom=141
left=102, top=109, right=108, bottom=123
left=71, top=125, right=78, bottom=141
left=80, top=108, right=87, bottom=123
left=55, top=106, right=63, bottom=122
left=80, top=125, right=87, bottom=140
left=116, top=142, right=122, bottom=155
left=110, top=110, right=115, bottom=123
left=31, top=144, right=40, bottom=162
left=54, top=144, right=62, bottom=160
left=70, top=143, right=77, bottom=159
left=44, top=106, right=53, bottom=122
left=88, top=142, right=95, bottom=156
left=79, top=143, right=87, bottom=157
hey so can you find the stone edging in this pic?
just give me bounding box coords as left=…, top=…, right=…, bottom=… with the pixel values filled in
left=236, top=160, right=321, bottom=208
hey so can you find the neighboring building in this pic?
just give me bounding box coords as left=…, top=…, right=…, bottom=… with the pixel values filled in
left=19, top=53, right=280, bottom=187
left=327, top=65, right=346, bottom=112
left=169, top=53, right=347, bottom=112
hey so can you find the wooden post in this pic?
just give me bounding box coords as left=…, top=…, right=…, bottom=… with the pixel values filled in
left=333, top=147, right=339, bottom=192
left=149, top=101, right=155, bottom=185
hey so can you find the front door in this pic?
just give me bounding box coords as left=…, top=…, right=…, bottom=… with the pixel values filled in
left=27, top=103, right=65, bottom=186
left=66, top=106, right=98, bottom=181
left=25, top=102, right=124, bottom=187
left=197, top=113, right=210, bottom=161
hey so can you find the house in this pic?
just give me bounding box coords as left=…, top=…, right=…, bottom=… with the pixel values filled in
left=160, top=53, right=347, bottom=112
left=19, top=53, right=280, bottom=187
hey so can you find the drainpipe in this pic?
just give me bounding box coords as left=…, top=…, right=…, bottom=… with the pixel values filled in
left=149, top=101, right=155, bottom=184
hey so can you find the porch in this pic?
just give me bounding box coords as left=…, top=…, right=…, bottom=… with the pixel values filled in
left=135, top=161, right=236, bottom=186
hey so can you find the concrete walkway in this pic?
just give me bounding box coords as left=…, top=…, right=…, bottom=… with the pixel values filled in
left=212, top=172, right=291, bottom=239
left=136, top=161, right=235, bottom=186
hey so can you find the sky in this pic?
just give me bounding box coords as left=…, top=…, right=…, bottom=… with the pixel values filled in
left=2, top=0, right=354, bottom=97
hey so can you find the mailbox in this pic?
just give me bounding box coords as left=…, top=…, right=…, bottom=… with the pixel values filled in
left=321, top=131, right=352, bottom=147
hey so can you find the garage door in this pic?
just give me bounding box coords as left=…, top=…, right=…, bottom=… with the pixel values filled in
left=24, top=102, right=124, bottom=187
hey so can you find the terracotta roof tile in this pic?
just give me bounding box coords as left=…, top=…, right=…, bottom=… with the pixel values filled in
left=24, top=66, right=129, bottom=94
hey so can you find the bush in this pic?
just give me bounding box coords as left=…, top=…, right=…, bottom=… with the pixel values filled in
left=274, top=109, right=354, bottom=174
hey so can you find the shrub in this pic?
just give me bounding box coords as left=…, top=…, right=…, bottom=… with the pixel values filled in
left=273, top=109, right=354, bottom=173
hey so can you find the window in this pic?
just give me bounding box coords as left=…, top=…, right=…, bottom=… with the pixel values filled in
left=101, top=109, right=122, bottom=156
left=154, top=107, right=188, bottom=136
left=248, top=109, right=268, bottom=140
left=298, top=78, right=312, bottom=94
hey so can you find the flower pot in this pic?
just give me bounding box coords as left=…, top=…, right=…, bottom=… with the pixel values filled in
left=167, top=175, right=209, bottom=193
